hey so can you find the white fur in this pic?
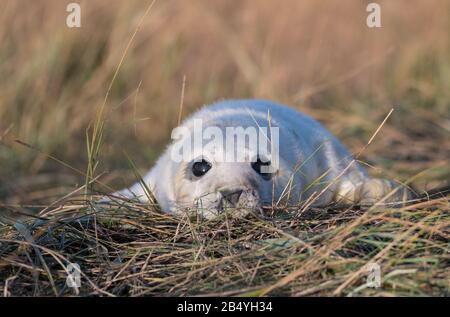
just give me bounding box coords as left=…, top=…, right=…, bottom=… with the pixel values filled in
left=112, top=99, right=410, bottom=218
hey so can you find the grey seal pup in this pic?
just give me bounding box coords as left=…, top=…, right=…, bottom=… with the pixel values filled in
left=112, top=99, right=411, bottom=219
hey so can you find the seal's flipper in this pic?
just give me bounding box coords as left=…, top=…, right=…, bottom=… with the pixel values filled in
left=335, top=178, right=413, bottom=206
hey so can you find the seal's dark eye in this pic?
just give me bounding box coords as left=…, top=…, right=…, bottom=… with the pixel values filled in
left=251, top=156, right=272, bottom=180
left=192, top=159, right=212, bottom=177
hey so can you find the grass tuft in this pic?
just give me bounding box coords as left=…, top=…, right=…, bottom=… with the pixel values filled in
left=0, top=196, right=448, bottom=296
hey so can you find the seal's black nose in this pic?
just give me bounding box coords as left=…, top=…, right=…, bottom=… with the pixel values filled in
left=220, top=189, right=243, bottom=206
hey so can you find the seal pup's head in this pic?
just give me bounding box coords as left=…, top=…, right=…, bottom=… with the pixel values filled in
left=145, top=116, right=293, bottom=220
left=164, top=121, right=290, bottom=219
left=172, top=157, right=271, bottom=219
left=115, top=101, right=306, bottom=220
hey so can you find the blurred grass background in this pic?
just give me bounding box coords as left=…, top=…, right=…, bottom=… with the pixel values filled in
left=0, top=0, right=449, bottom=205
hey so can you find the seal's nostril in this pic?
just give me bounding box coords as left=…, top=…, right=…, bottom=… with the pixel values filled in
left=220, top=189, right=243, bottom=206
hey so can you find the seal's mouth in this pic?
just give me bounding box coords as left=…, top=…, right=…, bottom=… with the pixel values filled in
left=192, top=187, right=262, bottom=219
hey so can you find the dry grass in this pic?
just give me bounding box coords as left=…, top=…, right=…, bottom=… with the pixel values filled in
left=0, top=0, right=449, bottom=296
left=0, top=196, right=448, bottom=296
